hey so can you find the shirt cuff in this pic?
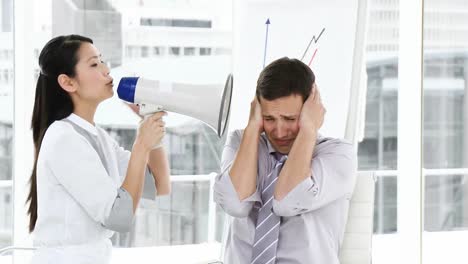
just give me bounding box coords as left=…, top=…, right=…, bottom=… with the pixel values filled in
left=273, top=177, right=318, bottom=217
left=102, top=187, right=134, bottom=232
left=214, top=167, right=261, bottom=218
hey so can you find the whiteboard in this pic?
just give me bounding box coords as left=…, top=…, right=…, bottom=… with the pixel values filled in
left=230, top=0, right=363, bottom=139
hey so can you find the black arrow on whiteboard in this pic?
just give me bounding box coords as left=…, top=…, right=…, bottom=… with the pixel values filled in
left=300, top=27, right=325, bottom=61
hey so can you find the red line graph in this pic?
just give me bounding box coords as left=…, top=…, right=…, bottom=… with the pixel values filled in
left=308, top=48, right=318, bottom=66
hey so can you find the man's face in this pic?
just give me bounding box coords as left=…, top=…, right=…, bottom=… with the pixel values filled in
left=260, top=94, right=303, bottom=154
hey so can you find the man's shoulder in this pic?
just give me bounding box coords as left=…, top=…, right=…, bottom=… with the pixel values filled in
left=316, top=135, right=354, bottom=155
left=318, top=136, right=352, bottom=145
left=225, top=129, right=269, bottom=151
left=224, top=129, right=244, bottom=149
left=226, top=129, right=244, bottom=145
left=228, top=129, right=244, bottom=138
left=227, top=128, right=266, bottom=139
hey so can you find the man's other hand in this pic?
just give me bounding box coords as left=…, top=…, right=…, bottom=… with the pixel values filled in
left=300, top=83, right=325, bottom=132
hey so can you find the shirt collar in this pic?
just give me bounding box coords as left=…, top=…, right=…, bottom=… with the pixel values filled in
left=265, top=136, right=277, bottom=155
left=66, top=113, right=98, bottom=136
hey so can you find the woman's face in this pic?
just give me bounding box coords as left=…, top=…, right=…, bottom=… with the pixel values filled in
left=72, top=42, right=114, bottom=104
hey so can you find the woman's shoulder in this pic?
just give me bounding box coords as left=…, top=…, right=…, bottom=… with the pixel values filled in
left=45, top=119, right=74, bottom=138
left=42, top=119, right=83, bottom=148
left=38, top=120, right=79, bottom=161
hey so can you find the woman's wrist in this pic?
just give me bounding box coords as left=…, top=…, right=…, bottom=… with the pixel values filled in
left=133, top=139, right=151, bottom=155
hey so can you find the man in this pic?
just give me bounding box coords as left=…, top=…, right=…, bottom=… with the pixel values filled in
left=214, top=57, right=357, bottom=264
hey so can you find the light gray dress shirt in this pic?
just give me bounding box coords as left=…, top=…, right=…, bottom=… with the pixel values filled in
left=214, top=129, right=357, bottom=264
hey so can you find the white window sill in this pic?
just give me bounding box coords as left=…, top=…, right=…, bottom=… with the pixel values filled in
left=111, top=242, right=222, bottom=264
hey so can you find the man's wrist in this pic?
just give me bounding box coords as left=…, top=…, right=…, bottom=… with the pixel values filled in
left=246, top=123, right=263, bottom=135
left=299, top=125, right=318, bottom=140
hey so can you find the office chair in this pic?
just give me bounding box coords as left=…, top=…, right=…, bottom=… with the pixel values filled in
left=339, top=171, right=376, bottom=264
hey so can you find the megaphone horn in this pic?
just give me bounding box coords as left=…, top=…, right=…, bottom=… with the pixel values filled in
left=117, top=74, right=234, bottom=137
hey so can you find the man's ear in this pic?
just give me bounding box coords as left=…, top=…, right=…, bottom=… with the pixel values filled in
left=57, top=74, right=77, bottom=93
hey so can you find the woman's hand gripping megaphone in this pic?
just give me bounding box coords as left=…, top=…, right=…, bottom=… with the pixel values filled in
left=127, top=103, right=167, bottom=150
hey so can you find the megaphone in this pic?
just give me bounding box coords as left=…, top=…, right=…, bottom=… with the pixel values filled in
left=117, top=74, right=233, bottom=137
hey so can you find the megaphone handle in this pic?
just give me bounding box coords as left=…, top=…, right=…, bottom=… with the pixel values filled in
left=139, top=103, right=164, bottom=116
left=139, top=103, right=165, bottom=149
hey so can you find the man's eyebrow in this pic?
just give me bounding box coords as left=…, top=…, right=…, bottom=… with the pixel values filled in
left=281, top=114, right=298, bottom=118
left=262, top=114, right=298, bottom=118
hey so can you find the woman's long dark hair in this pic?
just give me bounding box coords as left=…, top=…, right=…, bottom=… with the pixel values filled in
left=27, top=35, right=93, bottom=232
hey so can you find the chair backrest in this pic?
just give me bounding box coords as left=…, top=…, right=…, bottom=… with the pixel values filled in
left=339, top=171, right=376, bottom=264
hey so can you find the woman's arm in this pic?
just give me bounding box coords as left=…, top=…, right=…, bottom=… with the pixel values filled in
left=148, top=147, right=171, bottom=196
left=121, top=140, right=150, bottom=212
left=121, top=112, right=166, bottom=211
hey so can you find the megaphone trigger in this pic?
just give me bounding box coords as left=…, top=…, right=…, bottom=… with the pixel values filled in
left=139, top=103, right=165, bottom=116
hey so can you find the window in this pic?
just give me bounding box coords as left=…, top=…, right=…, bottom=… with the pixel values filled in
left=360, top=0, right=468, bottom=262
left=422, top=1, right=468, bottom=261
left=199, top=47, right=211, bottom=56
left=184, top=47, right=195, bottom=56
left=140, top=18, right=212, bottom=29
left=0, top=0, right=13, bottom=250
left=125, top=45, right=138, bottom=58
left=357, top=0, right=402, bottom=262
left=169, top=47, right=180, bottom=56
left=153, top=46, right=162, bottom=56
left=141, top=46, right=149, bottom=58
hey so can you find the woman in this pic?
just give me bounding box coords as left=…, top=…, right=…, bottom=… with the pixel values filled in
left=26, top=34, right=171, bottom=263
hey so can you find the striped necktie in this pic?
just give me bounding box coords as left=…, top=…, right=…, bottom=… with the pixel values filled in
left=251, top=154, right=287, bottom=264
